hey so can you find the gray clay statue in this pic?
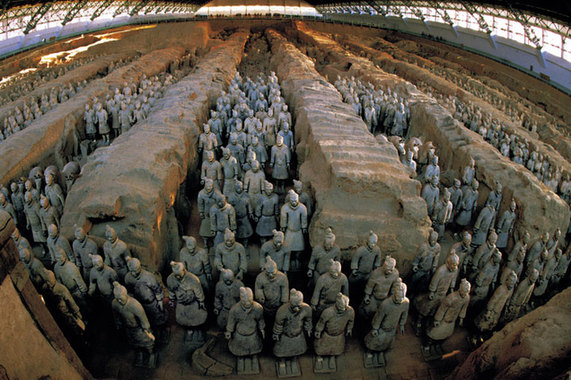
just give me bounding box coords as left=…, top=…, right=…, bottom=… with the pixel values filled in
left=214, top=228, right=247, bottom=281
left=111, top=281, right=156, bottom=367
left=88, top=254, right=118, bottom=303
left=310, top=260, right=349, bottom=316
left=314, top=293, right=354, bottom=373
left=214, top=268, right=244, bottom=329
left=103, top=225, right=131, bottom=281
left=363, top=278, right=409, bottom=368
left=308, top=228, right=341, bottom=287
left=225, top=287, right=265, bottom=375
left=167, top=261, right=207, bottom=344
left=72, top=225, right=97, bottom=282
left=47, top=223, right=74, bottom=265
left=197, top=179, right=219, bottom=247
left=280, top=190, right=308, bottom=270
left=255, top=257, right=289, bottom=317
left=359, top=256, right=399, bottom=320
left=210, top=193, right=237, bottom=248
left=259, top=229, right=290, bottom=274
left=180, top=235, right=212, bottom=293
left=411, top=231, right=440, bottom=292
left=254, top=181, right=279, bottom=243
left=272, top=288, right=312, bottom=377
left=350, top=230, right=381, bottom=287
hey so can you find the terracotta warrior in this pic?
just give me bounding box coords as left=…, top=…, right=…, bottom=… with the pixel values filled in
left=19, top=247, right=49, bottom=290
left=227, top=179, right=253, bottom=247
left=225, top=287, right=265, bottom=375
left=254, top=181, right=279, bottom=244
left=255, top=257, right=289, bottom=318
left=273, top=288, right=312, bottom=377
left=220, top=147, right=240, bottom=196
left=363, top=278, right=409, bottom=368
left=359, top=256, right=399, bottom=320
left=473, top=270, right=517, bottom=344
left=414, top=254, right=459, bottom=334
left=424, top=278, right=470, bottom=357
left=54, top=247, right=87, bottom=308
left=411, top=231, right=440, bottom=292
left=470, top=249, right=502, bottom=306
left=472, top=203, right=497, bottom=247
left=201, top=150, right=223, bottom=190
left=449, top=231, right=473, bottom=277
left=197, top=178, right=219, bottom=247
left=44, top=270, right=85, bottom=336
left=259, top=229, right=291, bottom=273
left=44, top=171, right=65, bottom=215
left=167, top=261, right=207, bottom=343
left=111, top=282, right=156, bottom=367
left=501, top=269, right=538, bottom=323
left=39, top=196, right=60, bottom=234
left=496, top=198, right=516, bottom=249
left=280, top=190, right=308, bottom=270
left=311, top=260, right=349, bottom=316
left=88, top=254, right=118, bottom=303
left=270, top=135, right=290, bottom=193
left=103, top=225, right=131, bottom=281
left=124, top=257, right=168, bottom=336
left=23, top=191, right=45, bottom=244
left=308, top=228, right=341, bottom=287
left=72, top=225, right=97, bottom=282
left=47, top=223, right=74, bottom=265
left=314, top=293, right=354, bottom=373
left=350, top=230, right=382, bottom=288
left=210, top=193, right=236, bottom=248
left=455, top=179, right=479, bottom=227
left=214, top=268, right=244, bottom=329
left=180, top=235, right=212, bottom=293
left=214, top=228, right=247, bottom=281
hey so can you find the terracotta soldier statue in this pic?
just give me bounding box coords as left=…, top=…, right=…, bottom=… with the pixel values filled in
left=88, top=254, right=118, bottom=303
left=243, top=160, right=265, bottom=209
left=111, top=282, right=156, bottom=367
left=103, top=225, right=131, bottom=281
left=273, top=288, right=312, bottom=377
left=124, top=257, right=168, bottom=341
left=270, top=135, right=290, bottom=193
left=472, top=203, right=497, bottom=247
left=225, top=287, right=265, bottom=375
left=308, top=228, right=341, bottom=287
left=359, top=256, right=399, bottom=320
left=422, top=176, right=440, bottom=215
left=255, top=257, right=289, bottom=318
left=44, top=171, right=65, bottom=215
left=197, top=178, right=219, bottom=248
left=350, top=230, right=382, bottom=289
left=214, top=228, right=247, bottom=281
left=485, top=182, right=502, bottom=212
left=431, top=188, right=453, bottom=239
left=470, top=250, right=502, bottom=306
left=363, top=278, right=409, bottom=368
left=19, top=248, right=49, bottom=290
left=44, top=270, right=85, bottom=336
left=167, top=261, right=207, bottom=344
left=280, top=190, right=308, bottom=270
left=47, top=223, right=74, bottom=265
left=254, top=181, right=279, bottom=244
left=95, top=102, right=110, bottom=144
left=0, top=193, right=17, bottom=225
left=311, top=260, right=349, bottom=316
left=455, top=179, right=479, bottom=227
left=214, top=268, right=244, bottom=329
left=525, top=232, right=549, bottom=271
left=259, top=229, right=290, bottom=274
left=11, top=227, right=32, bottom=252
left=180, top=235, right=212, bottom=293
left=198, top=124, right=217, bottom=163
left=314, top=293, right=354, bottom=373
left=201, top=150, right=223, bottom=190
left=469, top=231, right=499, bottom=278
left=473, top=270, right=517, bottom=344
left=496, top=198, right=516, bottom=249
left=499, top=247, right=525, bottom=285
left=501, top=269, right=538, bottom=323
left=414, top=254, right=459, bottom=334
left=210, top=193, right=236, bottom=248
left=39, top=196, right=60, bottom=233
left=227, top=180, right=253, bottom=247
left=220, top=147, right=240, bottom=196
left=424, top=278, right=471, bottom=359
left=411, top=231, right=440, bottom=292
left=23, top=191, right=46, bottom=244
left=54, top=247, right=87, bottom=308
left=72, top=225, right=97, bottom=282
left=293, top=179, right=313, bottom=219
left=449, top=231, right=473, bottom=277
